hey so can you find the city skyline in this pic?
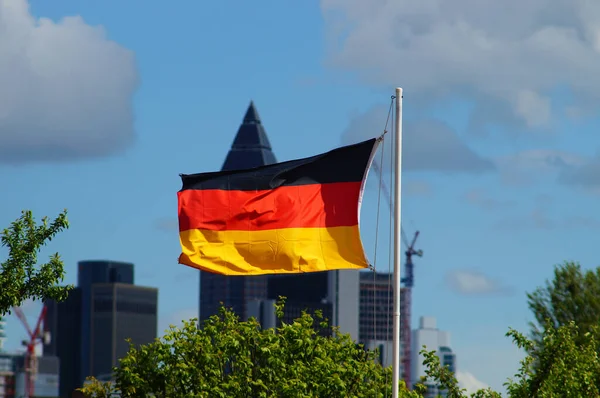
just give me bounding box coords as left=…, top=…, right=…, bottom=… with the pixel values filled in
left=3, top=0, right=600, bottom=395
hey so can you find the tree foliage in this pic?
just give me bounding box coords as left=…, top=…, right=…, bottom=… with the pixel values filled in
left=418, top=349, right=499, bottom=398
left=0, top=209, right=72, bottom=315
left=81, top=301, right=600, bottom=398
left=80, top=262, right=600, bottom=398
left=419, top=321, right=600, bottom=398
left=526, top=261, right=600, bottom=346
left=81, top=299, right=424, bottom=398
left=505, top=322, right=600, bottom=397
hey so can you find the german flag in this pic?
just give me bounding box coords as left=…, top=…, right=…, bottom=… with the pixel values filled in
left=177, top=137, right=381, bottom=276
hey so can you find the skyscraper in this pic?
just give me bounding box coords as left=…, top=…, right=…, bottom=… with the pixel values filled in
left=358, top=271, right=410, bottom=372
left=44, top=260, right=158, bottom=396
left=44, top=288, right=81, bottom=397
left=411, top=316, right=456, bottom=396
left=88, top=283, right=158, bottom=379
left=199, top=102, right=360, bottom=341
left=198, top=102, right=276, bottom=324
left=359, top=271, right=394, bottom=342
left=77, top=260, right=135, bottom=381
left=0, top=316, right=5, bottom=351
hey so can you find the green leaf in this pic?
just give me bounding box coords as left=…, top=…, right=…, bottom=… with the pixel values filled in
left=0, top=209, right=72, bottom=315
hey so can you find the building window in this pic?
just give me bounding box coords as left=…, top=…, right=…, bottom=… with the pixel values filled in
left=93, top=297, right=113, bottom=312
left=116, top=300, right=157, bottom=314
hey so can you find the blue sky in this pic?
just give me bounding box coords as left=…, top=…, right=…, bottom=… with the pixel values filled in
left=2, top=0, right=600, bottom=393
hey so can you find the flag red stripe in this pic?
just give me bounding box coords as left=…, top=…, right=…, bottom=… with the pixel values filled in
left=178, top=181, right=361, bottom=232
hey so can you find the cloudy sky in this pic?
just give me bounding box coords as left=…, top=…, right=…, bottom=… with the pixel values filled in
left=2, top=0, right=600, bottom=393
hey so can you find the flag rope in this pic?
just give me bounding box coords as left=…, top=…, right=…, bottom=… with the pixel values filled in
left=385, top=97, right=397, bottom=397
left=370, top=95, right=395, bottom=397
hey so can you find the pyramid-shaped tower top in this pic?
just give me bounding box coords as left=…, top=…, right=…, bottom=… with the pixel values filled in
left=243, top=101, right=261, bottom=124
left=222, top=101, right=277, bottom=171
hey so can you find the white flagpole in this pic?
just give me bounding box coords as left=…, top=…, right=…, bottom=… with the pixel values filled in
left=391, top=87, right=403, bottom=398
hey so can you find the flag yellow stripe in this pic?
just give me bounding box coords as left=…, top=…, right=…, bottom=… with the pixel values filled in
left=178, top=226, right=369, bottom=276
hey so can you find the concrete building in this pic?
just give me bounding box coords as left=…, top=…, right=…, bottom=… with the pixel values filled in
left=0, top=354, right=12, bottom=398
left=362, top=340, right=393, bottom=368
left=0, top=317, right=5, bottom=352
left=411, top=316, right=456, bottom=397
left=199, top=102, right=361, bottom=341
left=44, top=260, right=158, bottom=396
left=0, top=352, right=59, bottom=398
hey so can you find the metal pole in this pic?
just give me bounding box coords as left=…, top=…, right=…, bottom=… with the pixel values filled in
left=391, top=87, right=403, bottom=398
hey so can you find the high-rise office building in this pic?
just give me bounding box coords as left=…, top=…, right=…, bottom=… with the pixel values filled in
left=198, top=102, right=275, bottom=325
left=411, top=316, right=456, bottom=397
left=359, top=271, right=393, bottom=342
left=199, top=102, right=361, bottom=341
left=251, top=273, right=334, bottom=336
left=77, top=260, right=135, bottom=381
left=89, top=282, right=158, bottom=378
left=44, top=260, right=158, bottom=396
left=44, top=288, right=82, bottom=396
left=246, top=270, right=360, bottom=340
left=0, top=316, right=5, bottom=351
left=359, top=272, right=410, bottom=365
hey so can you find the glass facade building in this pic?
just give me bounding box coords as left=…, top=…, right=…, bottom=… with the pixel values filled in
left=359, top=271, right=394, bottom=341
left=44, top=288, right=82, bottom=397
left=44, top=260, right=157, bottom=396
left=90, top=284, right=157, bottom=378
left=198, top=102, right=275, bottom=324
left=77, top=260, right=134, bottom=381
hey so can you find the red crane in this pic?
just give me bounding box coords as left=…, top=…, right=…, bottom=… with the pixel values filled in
left=400, top=230, right=423, bottom=389
left=13, top=304, right=48, bottom=398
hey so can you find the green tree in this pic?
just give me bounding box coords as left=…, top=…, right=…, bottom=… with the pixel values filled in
left=0, top=209, right=72, bottom=315
left=526, top=261, right=600, bottom=346
left=80, top=261, right=600, bottom=398
left=419, top=321, right=600, bottom=397
left=81, top=310, right=600, bottom=398
left=81, top=299, right=424, bottom=398
left=505, top=322, right=600, bottom=397
left=418, top=349, right=499, bottom=398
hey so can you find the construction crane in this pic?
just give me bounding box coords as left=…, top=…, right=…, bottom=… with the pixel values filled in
left=13, top=304, right=49, bottom=398
left=400, top=229, right=423, bottom=389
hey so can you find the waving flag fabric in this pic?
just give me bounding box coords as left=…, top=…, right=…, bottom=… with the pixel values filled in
left=177, top=137, right=380, bottom=276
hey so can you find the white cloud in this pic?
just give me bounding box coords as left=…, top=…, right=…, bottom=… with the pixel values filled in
left=559, top=153, right=600, bottom=191
left=445, top=269, right=512, bottom=296
left=321, top=0, right=600, bottom=130
left=456, top=371, right=490, bottom=394
left=515, top=90, right=551, bottom=128
left=495, top=207, right=600, bottom=231
left=341, top=105, right=493, bottom=174
left=495, top=149, right=586, bottom=186
left=464, top=189, right=515, bottom=211
left=0, top=0, right=138, bottom=163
